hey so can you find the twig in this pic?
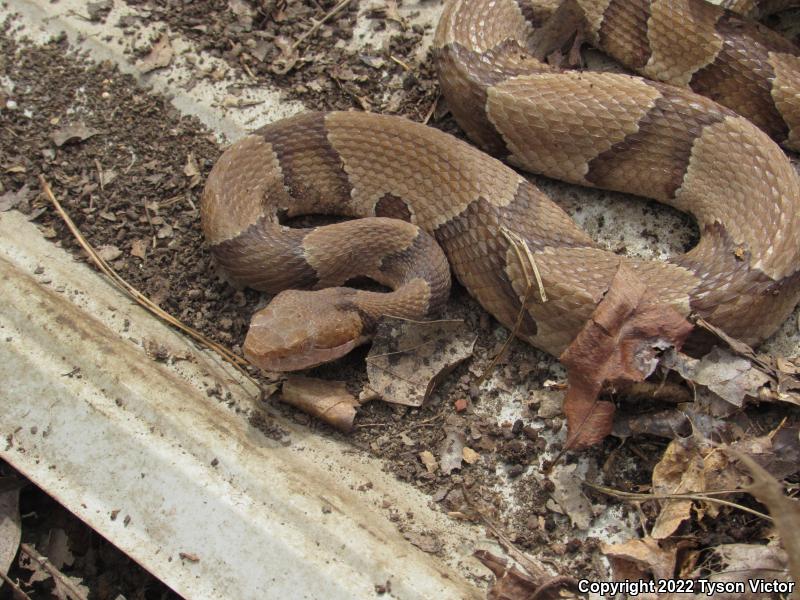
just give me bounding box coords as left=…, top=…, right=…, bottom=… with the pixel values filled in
left=475, top=228, right=545, bottom=388
left=292, top=0, right=354, bottom=50
left=20, top=543, right=87, bottom=600
left=40, top=176, right=258, bottom=388
left=462, top=485, right=579, bottom=595
left=422, top=94, right=439, bottom=125
left=0, top=571, right=33, bottom=600
left=585, top=482, right=773, bottom=522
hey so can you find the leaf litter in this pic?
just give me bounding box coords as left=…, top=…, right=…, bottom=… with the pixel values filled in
left=3, top=2, right=800, bottom=597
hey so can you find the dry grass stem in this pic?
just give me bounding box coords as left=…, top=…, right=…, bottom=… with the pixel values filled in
left=20, top=543, right=88, bottom=600
left=40, top=176, right=257, bottom=386
left=475, top=228, right=546, bottom=388
left=585, top=482, right=773, bottom=522
left=292, top=0, right=354, bottom=49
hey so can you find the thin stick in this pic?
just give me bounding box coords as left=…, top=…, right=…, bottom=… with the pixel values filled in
left=585, top=482, right=773, bottom=522
left=292, top=0, right=354, bottom=49
left=40, top=176, right=257, bottom=385
left=475, top=227, right=546, bottom=387
left=20, top=543, right=88, bottom=600
left=0, top=571, right=33, bottom=600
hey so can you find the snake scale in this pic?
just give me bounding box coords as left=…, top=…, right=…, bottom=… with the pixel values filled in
left=201, top=0, right=800, bottom=373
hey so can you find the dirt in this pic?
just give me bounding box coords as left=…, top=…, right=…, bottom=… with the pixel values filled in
left=2, top=1, right=799, bottom=598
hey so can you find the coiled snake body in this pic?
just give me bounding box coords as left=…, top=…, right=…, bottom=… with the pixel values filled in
left=202, top=0, right=800, bottom=372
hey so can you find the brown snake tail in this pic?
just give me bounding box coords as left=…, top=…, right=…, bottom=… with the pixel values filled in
left=201, top=0, right=800, bottom=373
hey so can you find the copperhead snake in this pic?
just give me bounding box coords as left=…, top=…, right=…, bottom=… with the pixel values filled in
left=201, top=0, right=800, bottom=373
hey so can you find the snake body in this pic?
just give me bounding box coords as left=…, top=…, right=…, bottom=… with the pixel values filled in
left=202, top=0, right=800, bottom=372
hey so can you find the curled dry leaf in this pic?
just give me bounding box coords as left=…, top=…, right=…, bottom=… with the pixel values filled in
left=560, top=265, right=693, bottom=448
left=137, top=34, right=173, bottom=74
left=50, top=123, right=100, bottom=147
left=280, top=376, right=359, bottom=433
left=366, top=317, right=476, bottom=407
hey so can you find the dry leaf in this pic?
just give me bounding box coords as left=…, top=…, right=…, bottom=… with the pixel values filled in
left=51, top=123, right=100, bottom=147
left=0, top=184, right=31, bottom=212
left=97, top=244, right=122, bottom=262
left=130, top=239, right=148, bottom=259
left=663, top=347, right=770, bottom=407
left=419, top=451, right=438, bottom=473
left=439, top=416, right=466, bottom=475
left=0, top=485, right=21, bottom=575
left=549, top=463, right=593, bottom=529
left=183, top=152, right=201, bottom=188
left=462, top=447, right=479, bottom=464
left=280, top=376, right=359, bottom=433
left=474, top=550, right=574, bottom=600
left=366, top=317, right=475, bottom=407
left=689, top=543, right=790, bottom=600
left=271, top=36, right=299, bottom=75
left=727, top=448, right=800, bottom=586
left=560, top=265, right=693, bottom=448
left=602, top=537, right=677, bottom=582
left=651, top=438, right=706, bottom=538
left=475, top=550, right=538, bottom=600
left=137, top=34, right=173, bottom=73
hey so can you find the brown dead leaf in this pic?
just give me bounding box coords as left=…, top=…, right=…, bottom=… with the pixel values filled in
left=0, top=184, right=31, bottom=212
left=689, top=543, right=789, bottom=600
left=183, top=152, right=201, bottom=189
left=439, top=416, right=466, bottom=475
left=560, top=265, right=693, bottom=448
left=271, top=36, right=299, bottom=75
left=137, top=34, right=173, bottom=73
left=462, top=447, right=479, bottom=464
left=0, top=484, right=21, bottom=575
left=549, top=463, right=593, bottom=529
left=51, top=123, right=100, bottom=147
left=602, top=536, right=677, bottom=583
left=475, top=550, right=538, bottom=600
left=366, top=317, right=475, bottom=407
left=663, top=347, right=770, bottom=407
left=280, top=376, right=359, bottom=433
left=475, top=550, right=576, bottom=600
left=130, top=239, right=148, bottom=259
left=419, top=451, right=438, bottom=474
left=96, top=244, right=122, bottom=262
left=727, top=448, right=800, bottom=586
left=651, top=438, right=705, bottom=539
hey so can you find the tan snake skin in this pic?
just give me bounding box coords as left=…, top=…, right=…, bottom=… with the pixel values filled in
left=202, top=0, right=800, bottom=372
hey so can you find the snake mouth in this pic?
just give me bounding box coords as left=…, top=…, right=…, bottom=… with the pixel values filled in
left=243, top=338, right=361, bottom=372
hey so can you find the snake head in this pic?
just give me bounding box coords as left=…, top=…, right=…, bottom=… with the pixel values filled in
left=243, top=289, right=366, bottom=372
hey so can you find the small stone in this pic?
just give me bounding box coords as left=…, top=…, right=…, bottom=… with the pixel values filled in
left=454, top=398, right=468, bottom=412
